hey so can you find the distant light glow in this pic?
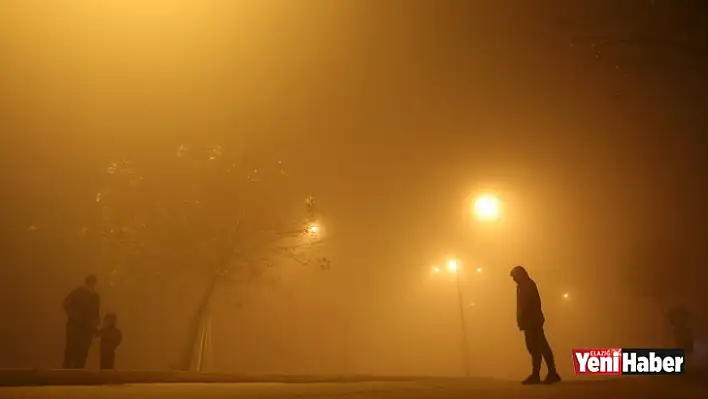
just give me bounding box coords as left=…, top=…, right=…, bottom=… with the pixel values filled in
left=309, top=225, right=319, bottom=233
left=432, top=266, right=441, bottom=274
left=476, top=267, right=482, bottom=273
left=563, top=292, right=570, bottom=300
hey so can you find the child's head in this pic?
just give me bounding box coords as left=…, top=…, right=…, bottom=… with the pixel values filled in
left=103, top=312, right=118, bottom=326
left=668, top=307, right=690, bottom=327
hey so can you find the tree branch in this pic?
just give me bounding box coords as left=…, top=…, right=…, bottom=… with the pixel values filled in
left=93, top=152, right=327, bottom=283
left=573, top=34, right=708, bottom=58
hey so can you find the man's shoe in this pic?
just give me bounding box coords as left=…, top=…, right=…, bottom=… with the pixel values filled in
left=521, top=375, right=541, bottom=385
left=543, top=373, right=561, bottom=384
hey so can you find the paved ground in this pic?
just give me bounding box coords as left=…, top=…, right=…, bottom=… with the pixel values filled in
left=1, top=378, right=705, bottom=399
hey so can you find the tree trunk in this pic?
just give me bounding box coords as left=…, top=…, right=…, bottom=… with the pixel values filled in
left=195, top=313, right=212, bottom=372
left=175, top=276, right=218, bottom=371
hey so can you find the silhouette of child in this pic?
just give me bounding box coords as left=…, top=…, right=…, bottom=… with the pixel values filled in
left=98, top=313, right=123, bottom=370
left=668, top=307, right=694, bottom=356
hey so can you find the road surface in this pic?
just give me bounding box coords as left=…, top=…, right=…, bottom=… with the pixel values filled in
left=1, top=378, right=704, bottom=399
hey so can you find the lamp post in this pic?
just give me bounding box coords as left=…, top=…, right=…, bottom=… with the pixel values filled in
left=449, top=192, right=502, bottom=377
left=447, top=259, right=471, bottom=377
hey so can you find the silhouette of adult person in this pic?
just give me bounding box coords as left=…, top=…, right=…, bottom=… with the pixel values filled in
left=510, top=265, right=561, bottom=384
left=62, top=274, right=100, bottom=369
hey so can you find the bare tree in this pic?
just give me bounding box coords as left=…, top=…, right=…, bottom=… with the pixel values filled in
left=88, top=143, right=330, bottom=370
left=563, top=1, right=708, bottom=305
left=569, top=1, right=708, bottom=63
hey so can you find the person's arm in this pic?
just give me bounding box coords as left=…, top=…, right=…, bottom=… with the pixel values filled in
left=529, top=285, right=542, bottom=312
left=516, top=287, right=524, bottom=329
left=517, top=283, right=542, bottom=328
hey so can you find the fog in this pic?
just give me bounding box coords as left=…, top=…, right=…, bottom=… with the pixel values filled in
left=1, top=0, right=706, bottom=379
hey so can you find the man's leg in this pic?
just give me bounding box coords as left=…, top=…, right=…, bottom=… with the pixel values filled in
left=74, top=329, right=94, bottom=369
left=538, top=329, right=558, bottom=373
left=523, top=330, right=543, bottom=384
left=62, top=323, right=77, bottom=369
left=538, top=329, right=561, bottom=383
left=100, top=351, right=115, bottom=370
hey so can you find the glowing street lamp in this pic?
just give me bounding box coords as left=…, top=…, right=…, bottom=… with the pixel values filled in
left=303, top=223, right=323, bottom=241
left=472, top=194, right=501, bottom=221
left=562, top=292, right=571, bottom=301
left=447, top=259, right=459, bottom=273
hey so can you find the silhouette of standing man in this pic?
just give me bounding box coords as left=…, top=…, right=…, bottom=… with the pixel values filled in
left=62, top=275, right=100, bottom=369
left=510, top=265, right=561, bottom=384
